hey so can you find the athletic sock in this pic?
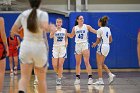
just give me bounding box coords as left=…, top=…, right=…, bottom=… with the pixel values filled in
left=18, top=91, right=25, bottom=93
left=76, top=75, right=80, bottom=79
left=88, top=75, right=92, bottom=79
left=99, top=78, right=103, bottom=81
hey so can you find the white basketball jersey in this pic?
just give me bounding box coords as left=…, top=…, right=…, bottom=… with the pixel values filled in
left=53, top=28, right=66, bottom=46
left=97, top=27, right=111, bottom=44
left=75, top=24, right=88, bottom=43
left=17, top=9, right=48, bottom=42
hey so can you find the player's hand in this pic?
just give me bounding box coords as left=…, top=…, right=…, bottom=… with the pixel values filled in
left=50, top=23, right=57, bottom=33
left=92, top=42, right=97, bottom=48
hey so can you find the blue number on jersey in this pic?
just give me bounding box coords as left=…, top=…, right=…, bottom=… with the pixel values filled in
left=57, top=37, right=63, bottom=41
left=78, top=34, right=83, bottom=39
left=106, top=32, right=108, bottom=38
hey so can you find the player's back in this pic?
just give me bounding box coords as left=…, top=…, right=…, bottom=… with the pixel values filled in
left=98, top=27, right=111, bottom=44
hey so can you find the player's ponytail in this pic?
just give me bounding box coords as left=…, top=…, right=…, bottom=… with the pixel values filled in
left=99, top=16, right=109, bottom=27
left=27, top=0, right=41, bottom=33
left=75, top=15, right=80, bottom=26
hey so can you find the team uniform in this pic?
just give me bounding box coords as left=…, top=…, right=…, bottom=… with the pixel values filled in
left=52, top=28, right=67, bottom=58
left=0, top=34, right=7, bottom=60
left=14, top=9, right=49, bottom=68
left=7, top=36, right=19, bottom=57
left=97, top=27, right=111, bottom=57
left=93, top=26, right=116, bottom=85
left=74, top=24, right=89, bottom=54
left=74, top=24, right=93, bottom=85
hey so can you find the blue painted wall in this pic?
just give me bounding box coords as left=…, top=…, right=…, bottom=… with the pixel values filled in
left=0, top=12, right=139, bottom=70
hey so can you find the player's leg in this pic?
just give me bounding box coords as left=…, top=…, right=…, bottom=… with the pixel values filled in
left=93, top=53, right=104, bottom=85
left=74, top=43, right=82, bottom=85
left=52, top=46, right=59, bottom=75
left=9, top=56, right=14, bottom=76
left=18, top=63, right=33, bottom=92
left=52, top=58, right=59, bottom=75
left=56, top=58, right=65, bottom=85
left=34, top=66, right=47, bottom=93
left=74, top=54, right=82, bottom=85
left=13, top=55, right=18, bottom=75
left=0, top=59, right=6, bottom=92
left=82, top=49, right=93, bottom=85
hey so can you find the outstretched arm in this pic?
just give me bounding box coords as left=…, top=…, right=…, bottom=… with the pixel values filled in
left=67, top=27, right=75, bottom=38
left=92, top=29, right=101, bottom=48
left=87, top=25, right=97, bottom=34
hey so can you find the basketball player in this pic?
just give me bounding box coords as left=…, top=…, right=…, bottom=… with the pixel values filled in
left=50, top=18, right=68, bottom=85
left=67, top=15, right=96, bottom=85
left=0, top=17, right=9, bottom=93
left=8, top=32, right=20, bottom=76
left=92, top=16, right=116, bottom=85
left=10, top=0, right=56, bottom=92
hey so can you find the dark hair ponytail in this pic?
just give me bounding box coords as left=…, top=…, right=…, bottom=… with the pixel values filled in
left=99, top=16, right=109, bottom=27
left=27, top=0, right=41, bottom=33
left=75, top=15, right=80, bottom=26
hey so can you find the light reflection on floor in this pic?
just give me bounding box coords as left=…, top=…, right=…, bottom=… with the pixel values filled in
left=2, top=72, right=140, bottom=93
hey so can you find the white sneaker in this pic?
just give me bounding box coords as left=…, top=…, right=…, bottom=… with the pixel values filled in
left=93, top=85, right=104, bottom=90
left=88, top=78, right=93, bottom=85
left=56, top=78, right=62, bottom=85
left=10, top=70, right=14, bottom=77
left=109, top=74, right=116, bottom=84
left=74, top=78, right=80, bottom=85
left=61, top=75, right=66, bottom=79
left=14, top=67, right=18, bottom=75
left=93, top=80, right=104, bottom=85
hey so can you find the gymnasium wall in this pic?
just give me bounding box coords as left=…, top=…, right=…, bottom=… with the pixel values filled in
left=0, top=12, right=140, bottom=70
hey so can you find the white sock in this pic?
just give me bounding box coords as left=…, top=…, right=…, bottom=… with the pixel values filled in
left=108, top=73, right=113, bottom=77
left=99, top=78, right=103, bottom=81
left=58, top=78, right=61, bottom=80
